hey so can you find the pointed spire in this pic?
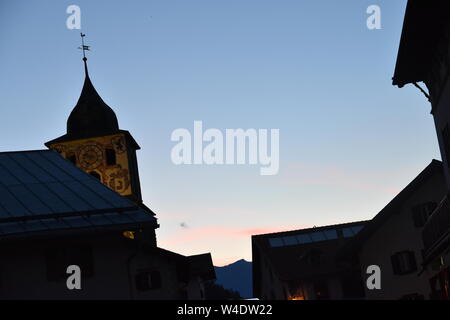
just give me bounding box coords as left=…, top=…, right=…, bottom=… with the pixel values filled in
left=61, top=33, right=120, bottom=138
left=83, top=57, right=89, bottom=77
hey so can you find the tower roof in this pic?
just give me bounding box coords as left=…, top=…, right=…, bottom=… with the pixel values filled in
left=45, top=69, right=140, bottom=149
left=45, top=35, right=140, bottom=150
left=66, top=72, right=120, bottom=138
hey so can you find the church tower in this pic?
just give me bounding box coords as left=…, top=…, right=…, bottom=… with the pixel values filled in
left=45, top=34, right=142, bottom=204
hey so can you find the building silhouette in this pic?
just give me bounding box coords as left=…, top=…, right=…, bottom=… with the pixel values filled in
left=252, top=221, right=367, bottom=300
left=252, top=1, right=450, bottom=300
left=393, top=0, right=450, bottom=299
left=340, top=160, right=447, bottom=299
left=0, top=44, right=215, bottom=299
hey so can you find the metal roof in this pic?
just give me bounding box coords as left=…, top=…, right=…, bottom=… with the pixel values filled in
left=251, top=221, right=368, bottom=283
left=0, top=150, right=156, bottom=239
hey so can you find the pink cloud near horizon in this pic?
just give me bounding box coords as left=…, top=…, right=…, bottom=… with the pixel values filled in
left=159, top=224, right=309, bottom=247
left=157, top=224, right=310, bottom=266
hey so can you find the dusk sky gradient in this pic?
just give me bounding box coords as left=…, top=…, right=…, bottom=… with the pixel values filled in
left=0, top=0, right=440, bottom=265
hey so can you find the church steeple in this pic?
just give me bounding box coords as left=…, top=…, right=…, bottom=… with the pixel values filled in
left=45, top=34, right=142, bottom=203
left=66, top=33, right=120, bottom=140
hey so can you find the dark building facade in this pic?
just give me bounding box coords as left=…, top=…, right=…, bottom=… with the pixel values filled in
left=339, top=160, right=447, bottom=300
left=0, top=150, right=214, bottom=299
left=252, top=221, right=367, bottom=300
left=393, top=0, right=450, bottom=299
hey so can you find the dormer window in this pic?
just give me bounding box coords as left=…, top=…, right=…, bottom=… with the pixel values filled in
left=105, top=148, right=116, bottom=165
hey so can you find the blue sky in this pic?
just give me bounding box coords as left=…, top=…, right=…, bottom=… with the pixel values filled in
left=0, top=0, right=440, bottom=265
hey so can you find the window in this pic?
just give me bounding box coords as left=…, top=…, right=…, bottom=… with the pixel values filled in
left=67, top=153, right=77, bottom=165
left=268, top=228, right=359, bottom=247
left=269, top=238, right=284, bottom=247
left=89, top=171, right=101, bottom=181
left=45, top=245, right=94, bottom=282
left=105, top=149, right=116, bottom=166
left=150, top=271, right=162, bottom=289
left=282, top=236, right=298, bottom=246
left=342, top=227, right=354, bottom=238
left=391, top=251, right=417, bottom=275
left=442, top=125, right=450, bottom=169
left=412, top=202, right=437, bottom=227
left=135, top=272, right=150, bottom=291
left=135, top=270, right=162, bottom=291
left=323, top=229, right=338, bottom=240
left=351, top=225, right=364, bottom=235
left=339, top=226, right=364, bottom=238
left=296, top=234, right=312, bottom=244
left=310, top=231, right=326, bottom=242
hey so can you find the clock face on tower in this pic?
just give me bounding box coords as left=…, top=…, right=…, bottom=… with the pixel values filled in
left=78, top=144, right=103, bottom=169
left=49, top=134, right=136, bottom=198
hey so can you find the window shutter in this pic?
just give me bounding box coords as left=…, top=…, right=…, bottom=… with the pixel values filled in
left=411, top=206, right=423, bottom=227
left=408, top=251, right=417, bottom=273
left=426, top=202, right=437, bottom=215
left=150, top=271, right=162, bottom=289
left=135, top=272, right=150, bottom=291
left=391, top=254, right=401, bottom=275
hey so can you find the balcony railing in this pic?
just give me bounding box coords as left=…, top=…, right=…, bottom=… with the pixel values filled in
left=423, top=194, right=450, bottom=262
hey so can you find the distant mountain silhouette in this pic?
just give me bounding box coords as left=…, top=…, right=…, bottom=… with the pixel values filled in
left=214, top=259, right=252, bottom=299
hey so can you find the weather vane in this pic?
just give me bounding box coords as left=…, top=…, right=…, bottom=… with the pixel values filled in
left=78, top=33, right=90, bottom=61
